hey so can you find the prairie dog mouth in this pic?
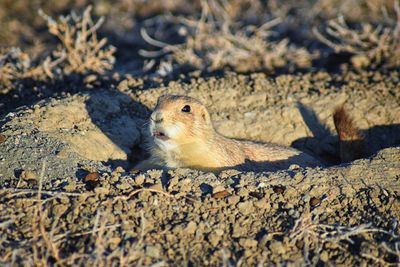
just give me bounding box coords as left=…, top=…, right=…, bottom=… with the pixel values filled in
left=153, top=131, right=169, bottom=141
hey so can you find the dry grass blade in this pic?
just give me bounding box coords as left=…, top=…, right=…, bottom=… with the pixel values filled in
left=314, top=1, right=400, bottom=69
left=113, top=188, right=173, bottom=203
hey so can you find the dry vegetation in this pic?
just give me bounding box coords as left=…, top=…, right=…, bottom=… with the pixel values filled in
left=313, top=0, right=399, bottom=23
left=0, top=6, right=115, bottom=93
left=1, top=0, right=398, bottom=92
left=139, top=0, right=314, bottom=73
left=314, top=1, right=400, bottom=69
left=0, top=48, right=31, bottom=91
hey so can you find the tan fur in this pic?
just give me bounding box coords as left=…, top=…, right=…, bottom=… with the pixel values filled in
left=333, top=106, right=365, bottom=162
left=135, top=95, right=320, bottom=173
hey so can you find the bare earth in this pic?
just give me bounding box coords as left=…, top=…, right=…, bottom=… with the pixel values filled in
left=1, top=71, right=399, bottom=265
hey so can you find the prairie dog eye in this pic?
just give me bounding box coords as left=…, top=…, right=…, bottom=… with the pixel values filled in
left=181, top=105, right=191, bottom=113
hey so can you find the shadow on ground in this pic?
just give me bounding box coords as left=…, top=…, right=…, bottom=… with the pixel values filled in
left=292, top=102, right=400, bottom=165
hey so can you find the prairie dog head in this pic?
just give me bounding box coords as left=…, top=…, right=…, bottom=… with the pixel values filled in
left=149, top=95, right=213, bottom=151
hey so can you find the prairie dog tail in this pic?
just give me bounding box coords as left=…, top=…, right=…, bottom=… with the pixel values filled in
left=333, top=106, right=365, bottom=162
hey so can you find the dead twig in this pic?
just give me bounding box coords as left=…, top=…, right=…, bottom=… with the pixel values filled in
left=113, top=188, right=173, bottom=203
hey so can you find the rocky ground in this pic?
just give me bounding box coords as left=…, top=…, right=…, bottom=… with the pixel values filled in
left=1, top=0, right=400, bottom=266
left=1, top=70, right=400, bottom=266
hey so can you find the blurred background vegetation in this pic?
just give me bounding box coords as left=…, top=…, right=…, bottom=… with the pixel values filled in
left=0, top=0, right=399, bottom=93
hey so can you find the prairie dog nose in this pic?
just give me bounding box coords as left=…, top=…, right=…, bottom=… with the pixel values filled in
left=151, top=111, right=163, bottom=123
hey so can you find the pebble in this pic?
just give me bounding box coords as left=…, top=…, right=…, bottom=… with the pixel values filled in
left=116, top=182, right=131, bottom=190
left=293, top=172, right=304, bottom=181
left=168, top=176, right=179, bottom=189
left=212, top=190, right=230, bottom=199
left=0, top=134, right=7, bottom=143
left=240, top=238, right=258, bottom=249
left=254, top=199, right=269, bottom=210
left=269, top=240, right=285, bottom=255
left=64, top=183, right=77, bottom=192
left=289, top=164, right=301, bottom=170
left=215, top=229, right=224, bottom=236
left=185, top=221, right=197, bottom=235
left=310, top=197, right=321, bottom=207
left=302, top=194, right=311, bottom=202
left=149, top=183, right=163, bottom=191
left=94, top=187, right=109, bottom=195
left=237, top=201, right=254, bottom=215
left=84, top=172, right=99, bottom=183
left=20, top=170, right=37, bottom=181
left=135, top=174, right=145, bottom=185
left=257, top=182, right=266, bottom=188
left=208, top=232, right=221, bottom=246
left=146, top=245, right=161, bottom=258
left=212, top=185, right=225, bottom=194
left=320, top=251, right=329, bottom=262
left=115, top=166, right=125, bottom=173
left=228, top=195, right=240, bottom=205
left=273, top=186, right=285, bottom=194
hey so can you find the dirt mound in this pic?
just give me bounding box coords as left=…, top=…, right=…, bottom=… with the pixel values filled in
left=0, top=147, right=399, bottom=265
left=0, top=71, right=399, bottom=265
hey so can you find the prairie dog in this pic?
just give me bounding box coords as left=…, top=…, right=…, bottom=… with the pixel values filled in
left=134, top=95, right=321, bottom=173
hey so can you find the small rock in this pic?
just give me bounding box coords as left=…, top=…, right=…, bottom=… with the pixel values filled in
left=237, top=201, right=254, bottom=215
left=185, top=221, right=197, bottom=235
left=215, top=229, right=224, bottom=236
left=115, top=166, right=125, bottom=173
left=94, top=187, right=109, bottom=195
left=237, top=188, right=249, bottom=197
left=200, top=183, right=213, bottom=194
left=109, top=237, right=121, bottom=250
left=130, top=169, right=140, bottom=174
left=270, top=240, right=285, bottom=255
left=168, top=176, right=179, bottom=189
left=20, top=170, right=37, bottom=181
left=289, top=164, right=301, bottom=170
left=64, top=183, right=77, bottom=192
left=212, top=190, right=230, bottom=199
left=213, top=185, right=225, bottom=194
left=302, top=194, right=311, bottom=202
left=273, top=185, right=285, bottom=194
left=320, top=251, right=329, bottom=262
left=293, top=172, right=304, bottom=181
left=208, top=232, right=221, bottom=246
left=0, top=134, right=7, bottom=143
left=146, top=245, right=161, bottom=258
left=148, top=183, right=163, bottom=191
left=116, top=182, right=131, bottom=190
left=135, top=174, right=145, bottom=185
left=310, top=197, right=321, bottom=207
left=228, top=195, right=240, bottom=205
left=84, top=74, right=97, bottom=84
left=84, top=172, right=99, bottom=183
left=240, top=238, right=258, bottom=249
left=257, top=182, right=266, bottom=188
left=254, top=199, right=269, bottom=210
left=225, top=178, right=236, bottom=186
left=351, top=54, right=370, bottom=69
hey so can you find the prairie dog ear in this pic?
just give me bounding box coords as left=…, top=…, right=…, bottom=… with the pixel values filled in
left=201, top=106, right=211, bottom=124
